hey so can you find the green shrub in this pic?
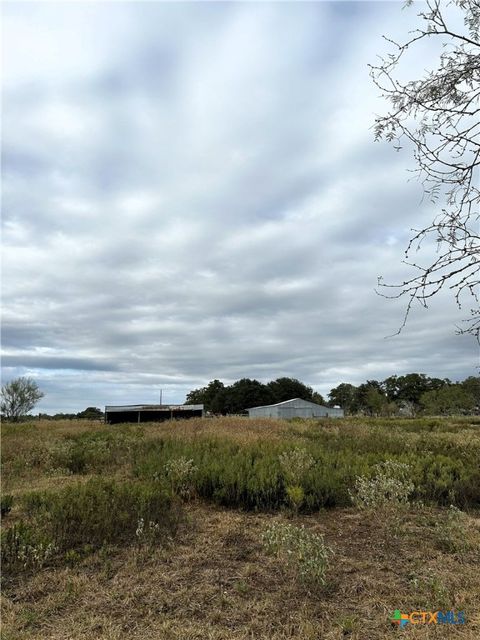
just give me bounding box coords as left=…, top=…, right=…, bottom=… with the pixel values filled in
left=163, top=457, right=198, bottom=500
left=349, top=460, right=414, bottom=509
left=22, top=478, right=180, bottom=550
left=278, top=447, right=314, bottom=484
left=132, top=432, right=479, bottom=511
left=285, top=485, right=305, bottom=512
left=56, top=428, right=144, bottom=474
left=2, top=479, right=182, bottom=573
left=262, top=522, right=332, bottom=586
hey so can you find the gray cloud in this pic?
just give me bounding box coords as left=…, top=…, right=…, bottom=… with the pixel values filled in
left=2, top=1, right=477, bottom=413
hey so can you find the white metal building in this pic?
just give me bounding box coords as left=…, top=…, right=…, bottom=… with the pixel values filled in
left=247, top=397, right=344, bottom=419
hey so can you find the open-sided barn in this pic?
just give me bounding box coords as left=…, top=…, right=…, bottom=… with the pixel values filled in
left=247, top=397, right=343, bottom=419
left=105, top=404, right=204, bottom=424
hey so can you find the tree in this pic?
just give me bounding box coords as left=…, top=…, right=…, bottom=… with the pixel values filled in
left=77, top=407, right=104, bottom=420
left=420, top=384, right=476, bottom=414
left=364, top=387, right=389, bottom=416
left=383, top=373, right=448, bottom=405
left=221, top=378, right=275, bottom=414
left=354, top=380, right=386, bottom=415
left=267, top=377, right=314, bottom=403
left=328, top=383, right=357, bottom=414
left=185, top=379, right=225, bottom=412
left=1, top=377, right=44, bottom=422
left=371, top=0, right=480, bottom=339
left=311, top=391, right=326, bottom=406
left=460, top=375, right=480, bottom=402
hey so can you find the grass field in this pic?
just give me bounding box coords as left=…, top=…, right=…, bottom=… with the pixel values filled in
left=1, top=416, right=479, bottom=639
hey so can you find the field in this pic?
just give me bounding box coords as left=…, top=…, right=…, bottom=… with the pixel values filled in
left=1, top=416, right=480, bottom=639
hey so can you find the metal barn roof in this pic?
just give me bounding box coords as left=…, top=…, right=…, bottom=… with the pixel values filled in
left=105, top=404, right=204, bottom=412
left=247, top=397, right=329, bottom=411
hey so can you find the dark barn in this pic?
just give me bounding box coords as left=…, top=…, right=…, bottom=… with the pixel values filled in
left=105, top=404, right=204, bottom=424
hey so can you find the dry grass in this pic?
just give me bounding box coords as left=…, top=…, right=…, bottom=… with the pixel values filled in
left=2, top=417, right=479, bottom=639
left=2, top=503, right=479, bottom=640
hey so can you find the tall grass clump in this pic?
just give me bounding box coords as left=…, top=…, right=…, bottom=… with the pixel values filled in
left=2, top=479, right=181, bottom=574
left=1, top=522, right=57, bottom=570
left=57, top=428, right=145, bottom=474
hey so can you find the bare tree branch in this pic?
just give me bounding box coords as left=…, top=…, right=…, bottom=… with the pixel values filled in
left=371, top=0, right=480, bottom=340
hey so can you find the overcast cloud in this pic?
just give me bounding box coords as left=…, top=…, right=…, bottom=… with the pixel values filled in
left=2, top=1, right=477, bottom=413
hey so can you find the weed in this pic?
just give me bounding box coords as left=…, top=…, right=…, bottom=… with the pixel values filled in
left=434, top=505, right=470, bottom=553
left=3, top=479, right=181, bottom=574
left=164, top=456, right=198, bottom=500
left=1, top=522, right=57, bottom=570
left=262, top=521, right=332, bottom=586
left=278, top=447, right=314, bottom=484
left=349, top=460, right=414, bottom=510
left=285, top=485, right=305, bottom=513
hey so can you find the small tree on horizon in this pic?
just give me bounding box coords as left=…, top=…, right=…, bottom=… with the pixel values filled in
left=1, top=377, right=44, bottom=422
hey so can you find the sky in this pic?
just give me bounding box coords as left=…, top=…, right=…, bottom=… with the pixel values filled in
left=2, top=1, right=477, bottom=414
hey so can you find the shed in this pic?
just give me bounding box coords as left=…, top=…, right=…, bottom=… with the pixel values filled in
left=247, top=397, right=343, bottom=419
left=105, top=404, right=204, bottom=424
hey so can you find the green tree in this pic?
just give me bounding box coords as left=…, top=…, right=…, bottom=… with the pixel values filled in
left=311, top=391, right=326, bottom=406
left=371, top=0, right=480, bottom=338
left=77, top=407, right=104, bottom=420
left=364, top=387, right=389, bottom=417
left=352, top=381, right=387, bottom=416
left=461, top=376, right=480, bottom=404
left=420, top=385, right=476, bottom=415
left=185, top=379, right=225, bottom=412
left=211, top=379, right=275, bottom=415
left=328, top=383, right=357, bottom=414
left=383, top=373, right=447, bottom=406
left=354, top=381, right=384, bottom=414
left=267, top=377, right=314, bottom=403
left=1, top=377, right=44, bottom=422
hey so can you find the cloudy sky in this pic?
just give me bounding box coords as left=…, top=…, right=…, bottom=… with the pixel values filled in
left=2, top=1, right=476, bottom=413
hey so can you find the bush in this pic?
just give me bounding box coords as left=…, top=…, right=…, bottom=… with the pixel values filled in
left=56, top=429, right=144, bottom=474
left=133, top=432, right=480, bottom=511
left=278, top=447, right=314, bottom=484
left=349, top=460, right=414, bottom=510
left=434, top=506, right=470, bottom=553
left=262, top=522, right=332, bottom=586
left=163, top=457, right=198, bottom=500
left=21, top=478, right=180, bottom=550
left=2, top=479, right=182, bottom=574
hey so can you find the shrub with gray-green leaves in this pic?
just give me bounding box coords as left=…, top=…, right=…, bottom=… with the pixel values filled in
left=163, top=457, right=198, bottom=500
left=278, top=447, right=314, bottom=485
left=262, top=521, right=332, bottom=586
left=349, top=460, right=414, bottom=509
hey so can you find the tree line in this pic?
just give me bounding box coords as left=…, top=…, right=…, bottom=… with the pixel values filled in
left=185, top=377, right=325, bottom=415
left=2, top=374, right=478, bottom=422
left=186, top=374, right=479, bottom=416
